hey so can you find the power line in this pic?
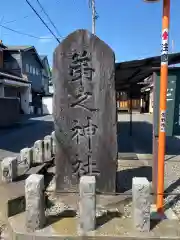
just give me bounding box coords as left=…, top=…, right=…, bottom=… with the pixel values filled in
left=36, top=0, right=62, bottom=38
left=4, top=10, right=43, bottom=25
left=0, top=16, right=4, bottom=39
left=0, top=24, right=52, bottom=39
left=25, top=0, right=60, bottom=43
left=5, top=15, right=30, bottom=25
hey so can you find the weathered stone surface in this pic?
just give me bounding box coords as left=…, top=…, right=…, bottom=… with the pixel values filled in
left=53, top=29, right=117, bottom=193
left=132, top=177, right=151, bottom=232
left=20, top=148, right=33, bottom=172
left=44, top=135, right=52, bottom=162
left=33, top=140, right=44, bottom=164
left=1, top=157, right=17, bottom=183
left=25, top=174, right=45, bottom=231
left=79, top=176, right=96, bottom=234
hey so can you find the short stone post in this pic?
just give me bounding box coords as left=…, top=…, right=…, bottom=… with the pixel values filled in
left=25, top=174, right=45, bottom=231
left=33, top=140, right=44, bottom=164
left=1, top=157, right=17, bottom=183
left=51, top=131, right=56, bottom=156
left=132, top=177, right=151, bottom=232
left=44, top=135, right=52, bottom=162
left=79, top=176, right=96, bottom=235
left=20, top=148, right=33, bottom=170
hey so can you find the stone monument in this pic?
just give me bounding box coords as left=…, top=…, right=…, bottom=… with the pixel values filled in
left=53, top=29, right=117, bottom=193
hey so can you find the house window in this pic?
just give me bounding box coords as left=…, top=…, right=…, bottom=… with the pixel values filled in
left=32, top=67, right=35, bottom=75
left=30, top=65, right=33, bottom=74
left=36, top=68, right=39, bottom=75
left=26, top=64, right=29, bottom=73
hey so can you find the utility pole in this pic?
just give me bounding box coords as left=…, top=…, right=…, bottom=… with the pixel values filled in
left=92, top=0, right=95, bottom=34
left=143, top=0, right=171, bottom=213
left=89, top=0, right=98, bottom=35
left=156, top=0, right=170, bottom=213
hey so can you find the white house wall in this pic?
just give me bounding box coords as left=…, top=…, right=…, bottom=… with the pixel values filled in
left=49, top=85, right=54, bottom=94
left=42, top=97, right=52, bottom=114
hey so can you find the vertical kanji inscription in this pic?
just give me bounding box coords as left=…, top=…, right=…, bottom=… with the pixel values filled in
left=69, top=50, right=98, bottom=112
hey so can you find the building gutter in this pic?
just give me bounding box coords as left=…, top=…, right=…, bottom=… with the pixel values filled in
left=0, top=71, right=31, bottom=83
left=0, top=78, right=30, bottom=87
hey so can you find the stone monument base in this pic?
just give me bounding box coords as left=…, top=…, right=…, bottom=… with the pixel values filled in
left=8, top=208, right=180, bottom=240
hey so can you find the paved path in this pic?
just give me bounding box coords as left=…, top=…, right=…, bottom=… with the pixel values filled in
left=117, top=113, right=180, bottom=161
left=1, top=112, right=180, bottom=161
left=0, top=115, right=54, bottom=160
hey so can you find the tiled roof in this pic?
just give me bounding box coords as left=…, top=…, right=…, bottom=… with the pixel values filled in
left=115, top=53, right=180, bottom=90
left=5, top=46, right=44, bottom=68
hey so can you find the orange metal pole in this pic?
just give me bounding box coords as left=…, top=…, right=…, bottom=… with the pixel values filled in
left=156, top=0, right=170, bottom=212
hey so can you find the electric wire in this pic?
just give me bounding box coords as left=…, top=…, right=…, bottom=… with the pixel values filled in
left=0, top=24, right=52, bottom=39
left=36, top=0, right=63, bottom=39
left=25, top=0, right=60, bottom=43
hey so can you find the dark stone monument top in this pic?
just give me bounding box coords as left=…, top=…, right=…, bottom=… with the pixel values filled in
left=53, top=29, right=117, bottom=193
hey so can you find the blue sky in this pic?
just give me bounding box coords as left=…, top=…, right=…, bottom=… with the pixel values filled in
left=0, top=0, right=180, bottom=66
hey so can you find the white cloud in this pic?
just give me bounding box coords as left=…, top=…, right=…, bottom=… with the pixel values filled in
left=39, top=36, right=53, bottom=43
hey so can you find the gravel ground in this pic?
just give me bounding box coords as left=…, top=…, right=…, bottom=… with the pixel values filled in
left=41, top=155, right=180, bottom=222
left=164, top=161, right=180, bottom=218
left=45, top=160, right=180, bottom=220
left=117, top=161, right=180, bottom=219
left=45, top=191, right=126, bottom=219
left=45, top=163, right=135, bottom=221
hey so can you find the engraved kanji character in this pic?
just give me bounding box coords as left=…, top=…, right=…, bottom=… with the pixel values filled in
left=72, top=154, right=87, bottom=177
left=83, top=117, right=97, bottom=137
left=71, top=121, right=86, bottom=144
left=70, top=92, right=98, bottom=112
left=85, top=153, right=100, bottom=176
left=69, top=51, right=94, bottom=86
left=68, top=51, right=98, bottom=112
